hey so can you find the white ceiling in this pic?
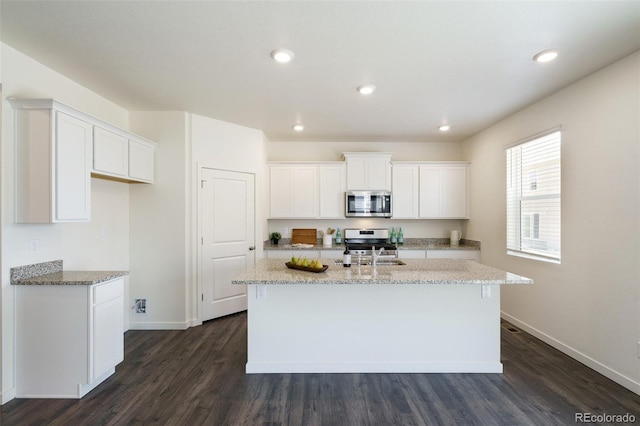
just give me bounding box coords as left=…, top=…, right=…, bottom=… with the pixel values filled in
left=2, top=1, right=639, bottom=143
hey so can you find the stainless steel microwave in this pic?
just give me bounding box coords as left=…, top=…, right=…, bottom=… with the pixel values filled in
left=345, top=191, right=392, bottom=217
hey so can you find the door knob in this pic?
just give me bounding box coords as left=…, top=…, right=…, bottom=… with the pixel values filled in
left=249, top=246, right=256, bottom=251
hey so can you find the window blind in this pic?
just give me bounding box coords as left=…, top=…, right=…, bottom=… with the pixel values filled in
left=506, top=130, right=561, bottom=262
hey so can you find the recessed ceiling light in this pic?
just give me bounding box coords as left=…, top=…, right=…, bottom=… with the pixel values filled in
left=271, top=49, right=294, bottom=63
left=293, top=124, right=304, bottom=132
left=357, top=85, right=376, bottom=95
left=439, top=125, right=451, bottom=132
left=533, top=49, right=558, bottom=63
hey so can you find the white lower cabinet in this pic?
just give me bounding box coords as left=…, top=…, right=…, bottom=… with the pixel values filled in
left=397, top=250, right=426, bottom=259
left=320, top=250, right=344, bottom=259
left=266, top=250, right=321, bottom=259
left=398, top=250, right=479, bottom=261
left=427, top=250, right=480, bottom=261
left=15, top=277, right=125, bottom=398
left=92, top=282, right=125, bottom=380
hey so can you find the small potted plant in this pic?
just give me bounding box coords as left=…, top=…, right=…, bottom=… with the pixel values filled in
left=269, top=232, right=282, bottom=245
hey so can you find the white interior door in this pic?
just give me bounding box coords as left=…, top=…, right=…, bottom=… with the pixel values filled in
left=200, top=168, right=255, bottom=321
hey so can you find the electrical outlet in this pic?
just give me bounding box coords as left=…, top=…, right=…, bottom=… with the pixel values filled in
left=134, top=298, right=147, bottom=314
left=256, top=285, right=267, bottom=300
left=28, top=239, right=38, bottom=253
left=283, top=227, right=290, bottom=237
left=481, top=285, right=491, bottom=298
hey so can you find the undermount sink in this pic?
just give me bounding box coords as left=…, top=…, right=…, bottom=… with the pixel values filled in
left=334, top=259, right=406, bottom=266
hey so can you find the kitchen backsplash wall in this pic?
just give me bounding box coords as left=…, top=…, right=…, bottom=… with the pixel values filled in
left=268, top=218, right=464, bottom=240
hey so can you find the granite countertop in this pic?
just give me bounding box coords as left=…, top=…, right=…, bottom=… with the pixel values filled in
left=265, top=238, right=480, bottom=251
left=232, top=258, right=532, bottom=286
left=10, top=259, right=128, bottom=286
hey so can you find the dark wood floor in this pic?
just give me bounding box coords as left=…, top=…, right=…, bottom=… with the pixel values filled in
left=2, top=312, right=639, bottom=425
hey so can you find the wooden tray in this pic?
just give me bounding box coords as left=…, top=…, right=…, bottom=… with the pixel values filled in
left=285, top=262, right=328, bottom=273
left=291, top=228, right=317, bottom=245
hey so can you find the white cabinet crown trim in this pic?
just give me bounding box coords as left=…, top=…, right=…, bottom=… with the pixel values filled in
left=8, top=98, right=156, bottom=148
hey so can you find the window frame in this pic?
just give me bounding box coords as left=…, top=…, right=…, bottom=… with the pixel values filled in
left=506, top=127, right=561, bottom=264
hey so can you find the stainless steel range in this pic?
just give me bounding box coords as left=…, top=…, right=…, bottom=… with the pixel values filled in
left=343, top=228, right=398, bottom=258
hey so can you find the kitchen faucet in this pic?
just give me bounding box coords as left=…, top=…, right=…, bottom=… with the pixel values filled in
left=371, top=246, right=385, bottom=267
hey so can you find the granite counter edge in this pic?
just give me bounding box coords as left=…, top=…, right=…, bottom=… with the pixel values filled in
left=12, top=270, right=129, bottom=286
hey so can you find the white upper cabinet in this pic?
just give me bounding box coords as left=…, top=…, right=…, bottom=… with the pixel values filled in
left=93, top=127, right=129, bottom=178
left=391, top=161, right=470, bottom=219
left=12, top=102, right=93, bottom=223
left=318, top=164, right=346, bottom=218
left=343, top=152, right=392, bottom=191
left=391, top=165, right=420, bottom=218
left=55, top=112, right=93, bottom=222
left=419, top=164, right=469, bottom=219
left=269, top=164, right=318, bottom=218
left=128, top=139, right=155, bottom=183
left=92, top=127, right=155, bottom=184
left=10, top=98, right=157, bottom=223
left=269, top=166, right=294, bottom=218
left=269, top=162, right=345, bottom=219
left=292, top=167, right=318, bottom=218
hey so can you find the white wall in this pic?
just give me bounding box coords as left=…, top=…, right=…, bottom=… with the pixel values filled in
left=267, top=140, right=461, bottom=162
left=266, top=140, right=465, bottom=240
left=1, top=44, right=131, bottom=403
left=129, top=111, right=190, bottom=329
left=191, top=113, right=268, bottom=262
left=268, top=219, right=462, bottom=240
left=461, top=51, right=640, bottom=394
left=127, top=112, right=268, bottom=329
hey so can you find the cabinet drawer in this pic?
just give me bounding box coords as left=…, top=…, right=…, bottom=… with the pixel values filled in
left=93, top=278, right=124, bottom=304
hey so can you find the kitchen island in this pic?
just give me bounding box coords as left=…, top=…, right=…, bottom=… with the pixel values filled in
left=233, top=258, right=532, bottom=374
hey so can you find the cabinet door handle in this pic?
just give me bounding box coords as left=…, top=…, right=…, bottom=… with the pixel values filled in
left=249, top=246, right=256, bottom=251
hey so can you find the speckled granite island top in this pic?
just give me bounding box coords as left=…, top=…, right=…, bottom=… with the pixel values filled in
left=10, top=259, right=128, bottom=286
left=233, top=258, right=532, bottom=285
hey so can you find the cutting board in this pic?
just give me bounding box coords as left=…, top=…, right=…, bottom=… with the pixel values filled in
left=291, top=228, right=317, bottom=245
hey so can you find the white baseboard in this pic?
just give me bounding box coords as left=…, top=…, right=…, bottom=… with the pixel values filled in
left=246, top=362, right=504, bottom=374
left=187, top=318, right=202, bottom=328
left=501, top=312, right=640, bottom=396
left=1, top=387, right=16, bottom=405
left=128, top=321, right=188, bottom=330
